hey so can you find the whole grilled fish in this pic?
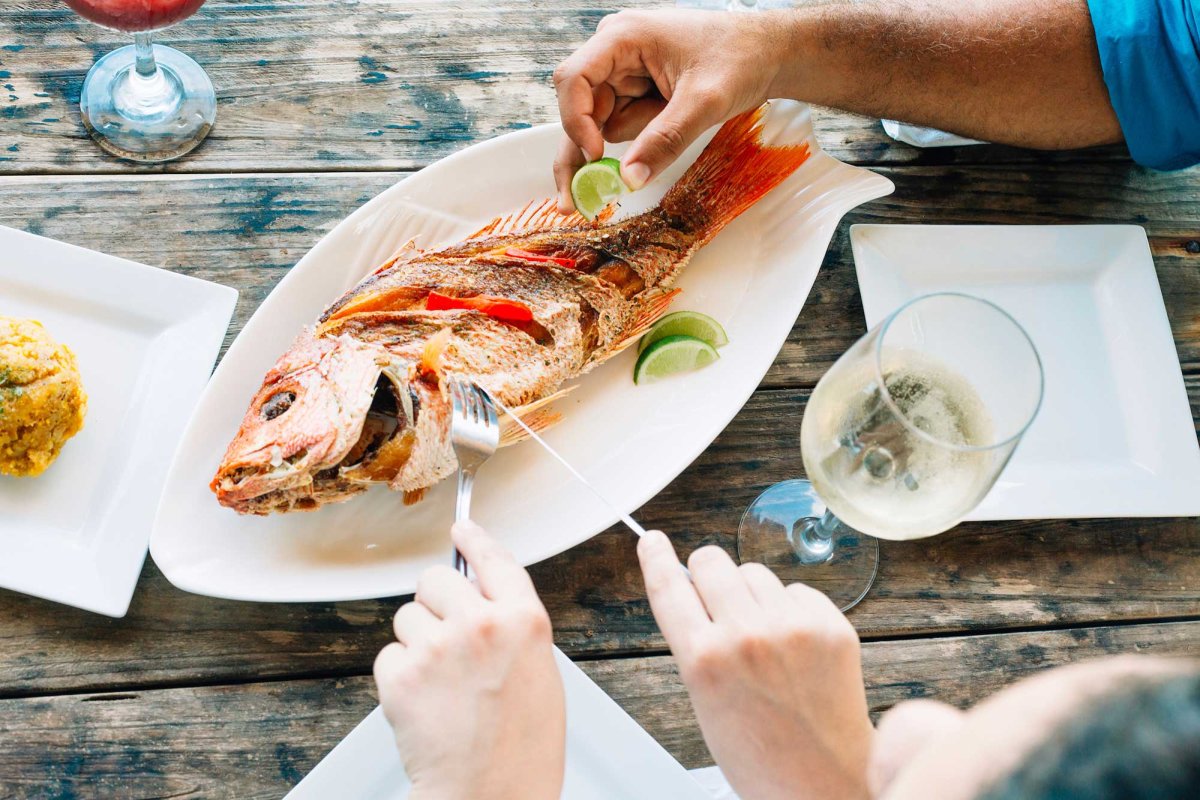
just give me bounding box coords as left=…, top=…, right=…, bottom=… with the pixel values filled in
left=212, top=105, right=810, bottom=514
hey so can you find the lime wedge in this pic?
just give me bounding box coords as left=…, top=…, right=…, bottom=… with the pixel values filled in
left=638, top=311, right=729, bottom=355
left=571, top=157, right=629, bottom=221
left=634, top=334, right=720, bottom=384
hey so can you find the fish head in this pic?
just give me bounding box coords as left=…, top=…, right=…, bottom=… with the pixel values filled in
left=211, top=330, right=387, bottom=513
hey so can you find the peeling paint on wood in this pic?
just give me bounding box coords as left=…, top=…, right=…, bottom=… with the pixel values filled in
left=0, top=1, right=1132, bottom=174
left=0, top=2, right=1195, bottom=796
left=0, top=622, right=1195, bottom=797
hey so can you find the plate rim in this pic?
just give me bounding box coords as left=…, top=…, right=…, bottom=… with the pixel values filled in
left=0, top=225, right=238, bottom=616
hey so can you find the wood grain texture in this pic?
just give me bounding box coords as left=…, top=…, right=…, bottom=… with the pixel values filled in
left=0, top=402, right=1196, bottom=695
left=0, top=1, right=1133, bottom=175
left=1, top=2, right=1196, bottom=796
left=0, top=621, right=1195, bottom=799
left=0, top=161, right=1197, bottom=376
left=0, top=165, right=1196, bottom=695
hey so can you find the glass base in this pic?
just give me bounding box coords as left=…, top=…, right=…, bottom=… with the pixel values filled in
left=80, top=44, right=216, bottom=163
left=737, top=480, right=879, bottom=612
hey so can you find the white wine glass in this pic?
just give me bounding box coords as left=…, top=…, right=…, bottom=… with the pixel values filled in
left=738, top=293, right=1044, bottom=611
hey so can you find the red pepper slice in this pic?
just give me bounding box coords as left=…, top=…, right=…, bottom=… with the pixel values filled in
left=504, top=247, right=577, bottom=270
left=426, top=291, right=534, bottom=323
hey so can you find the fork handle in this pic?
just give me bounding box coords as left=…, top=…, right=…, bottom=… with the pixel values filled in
left=453, top=467, right=475, bottom=576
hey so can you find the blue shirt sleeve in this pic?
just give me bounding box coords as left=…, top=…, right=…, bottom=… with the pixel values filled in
left=1087, top=0, right=1200, bottom=170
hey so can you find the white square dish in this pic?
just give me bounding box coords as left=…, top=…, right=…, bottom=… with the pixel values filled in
left=0, top=226, right=237, bottom=616
left=851, top=224, right=1200, bottom=520
left=285, top=648, right=710, bottom=800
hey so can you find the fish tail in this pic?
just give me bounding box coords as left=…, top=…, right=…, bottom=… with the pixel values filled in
left=661, top=104, right=811, bottom=247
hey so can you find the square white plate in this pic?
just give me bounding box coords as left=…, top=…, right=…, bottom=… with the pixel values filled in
left=0, top=226, right=237, bottom=616
left=851, top=224, right=1200, bottom=520
left=285, top=648, right=710, bottom=800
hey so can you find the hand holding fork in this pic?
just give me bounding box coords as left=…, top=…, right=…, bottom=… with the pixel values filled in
left=446, top=377, right=500, bottom=576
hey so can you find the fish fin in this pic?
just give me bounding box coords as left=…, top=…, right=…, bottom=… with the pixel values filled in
left=403, top=488, right=427, bottom=505
left=464, top=198, right=614, bottom=241
left=498, top=386, right=577, bottom=446
left=661, top=103, right=811, bottom=248
left=372, top=236, right=421, bottom=275
left=499, top=408, right=564, bottom=447
left=591, top=288, right=682, bottom=365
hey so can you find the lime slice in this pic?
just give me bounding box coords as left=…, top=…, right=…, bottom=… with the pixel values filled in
left=571, top=157, right=629, bottom=221
left=634, top=334, right=720, bottom=384
left=638, top=311, right=729, bottom=355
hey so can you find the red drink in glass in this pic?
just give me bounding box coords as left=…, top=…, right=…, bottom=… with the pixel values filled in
left=65, top=0, right=206, bottom=33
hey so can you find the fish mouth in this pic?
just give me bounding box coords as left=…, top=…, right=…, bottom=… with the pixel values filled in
left=216, top=469, right=367, bottom=515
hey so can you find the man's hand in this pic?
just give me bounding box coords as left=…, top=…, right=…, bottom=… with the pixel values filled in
left=553, top=1, right=1123, bottom=210
left=552, top=9, right=784, bottom=211
left=638, top=530, right=873, bottom=800
left=373, top=521, right=565, bottom=800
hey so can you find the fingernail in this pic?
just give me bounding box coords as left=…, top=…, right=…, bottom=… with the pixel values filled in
left=452, top=519, right=484, bottom=540
left=621, top=161, right=650, bottom=190
left=642, top=530, right=669, bottom=550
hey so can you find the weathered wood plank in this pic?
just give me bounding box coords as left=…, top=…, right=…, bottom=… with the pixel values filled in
left=0, top=166, right=1196, bottom=694
left=0, top=162, right=1197, bottom=381
left=1, top=456, right=1196, bottom=696
left=0, top=621, right=1195, bottom=798
left=585, top=619, right=1200, bottom=770
left=0, top=1, right=1133, bottom=175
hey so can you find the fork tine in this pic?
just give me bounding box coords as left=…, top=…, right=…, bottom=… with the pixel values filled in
left=478, top=386, right=498, bottom=431
left=458, top=382, right=474, bottom=427
left=468, top=384, right=485, bottom=427
left=468, top=382, right=483, bottom=426
left=448, top=378, right=465, bottom=419
left=470, top=381, right=484, bottom=424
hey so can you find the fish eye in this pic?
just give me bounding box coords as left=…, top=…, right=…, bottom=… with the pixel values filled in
left=261, top=391, right=297, bottom=421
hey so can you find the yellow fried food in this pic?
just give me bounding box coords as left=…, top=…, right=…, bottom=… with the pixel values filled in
left=0, top=317, right=87, bottom=477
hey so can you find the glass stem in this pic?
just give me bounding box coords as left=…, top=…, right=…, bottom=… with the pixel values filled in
left=133, top=32, right=157, bottom=78
left=112, top=31, right=180, bottom=121
left=789, top=509, right=844, bottom=565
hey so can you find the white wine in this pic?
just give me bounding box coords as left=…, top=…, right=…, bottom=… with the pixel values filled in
left=801, top=349, right=998, bottom=540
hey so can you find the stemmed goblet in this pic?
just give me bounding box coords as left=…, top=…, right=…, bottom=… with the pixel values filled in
left=66, top=0, right=216, bottom=162
left=738, top=293, right=1044, bottom=611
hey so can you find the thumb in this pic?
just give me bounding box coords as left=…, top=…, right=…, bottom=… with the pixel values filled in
left=620, top=86, right=726, bottom=189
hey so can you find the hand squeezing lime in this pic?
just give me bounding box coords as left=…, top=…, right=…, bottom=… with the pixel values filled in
left=571, top=158, right=629, bottom=221
left=568, top=159, right=731, bottom=384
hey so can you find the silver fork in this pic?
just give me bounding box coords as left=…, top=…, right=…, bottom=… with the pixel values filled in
left=447, top=377, right=500, bottom=576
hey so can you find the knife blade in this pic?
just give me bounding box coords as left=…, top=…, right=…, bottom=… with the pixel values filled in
left=488, top=393, right=649, bottom=538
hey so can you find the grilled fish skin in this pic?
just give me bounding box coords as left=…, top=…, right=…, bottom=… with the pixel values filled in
left=212, top=105, right=811, bottom=515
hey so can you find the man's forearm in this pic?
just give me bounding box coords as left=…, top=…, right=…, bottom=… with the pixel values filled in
left=759, top=0, right=1122, bottom=149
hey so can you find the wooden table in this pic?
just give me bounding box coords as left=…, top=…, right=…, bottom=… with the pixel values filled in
left=1, top=2, right=1197, bottom=797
